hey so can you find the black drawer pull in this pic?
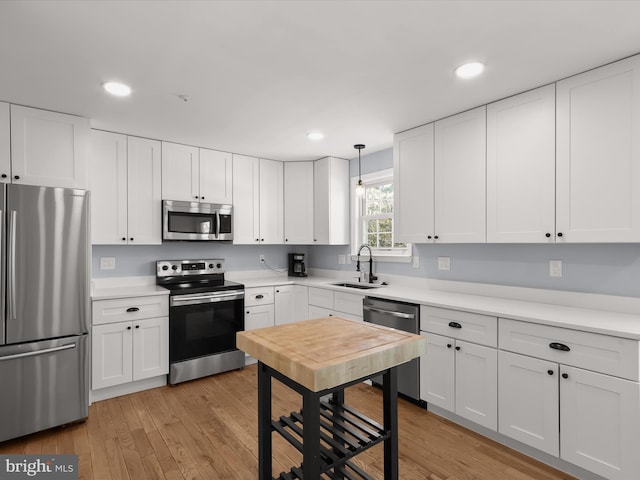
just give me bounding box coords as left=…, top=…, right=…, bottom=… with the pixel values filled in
left=126, top=307, right=140, bottom=313
left=448, top=321, right=462, bottom=329
left=255, top=294, right=264, bottom=299
left=549, top=342, right=570, bottom=352
left=547, top=369, right=554, bottom=376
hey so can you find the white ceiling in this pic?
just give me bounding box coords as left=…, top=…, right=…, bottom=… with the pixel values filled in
left=1, top=1, right=640, bottom=161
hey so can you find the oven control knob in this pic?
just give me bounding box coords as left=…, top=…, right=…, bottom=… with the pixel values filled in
left=208, top=263, right=214, bottom=269
left=171, top=265, right=178, bottom=271
left=162, top=265, right=169, bottom=271
left=216, top=263, right=222, bottom=269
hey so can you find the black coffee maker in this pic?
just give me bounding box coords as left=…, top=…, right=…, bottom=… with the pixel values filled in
left=288, top=253, right=307, bottom=277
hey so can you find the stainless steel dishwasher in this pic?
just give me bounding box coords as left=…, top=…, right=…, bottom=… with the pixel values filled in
left=363, top=296, right=420, bottom=401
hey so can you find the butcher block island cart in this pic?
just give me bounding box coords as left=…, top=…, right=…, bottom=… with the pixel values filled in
left=237, top=316, right=426, bottom=480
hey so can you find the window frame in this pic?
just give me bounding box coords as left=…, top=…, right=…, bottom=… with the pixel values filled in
left=350, top=168, right=412, bottom=263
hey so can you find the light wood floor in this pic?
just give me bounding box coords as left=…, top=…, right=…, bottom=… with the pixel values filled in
left=0, top=364, right=576, bottom=480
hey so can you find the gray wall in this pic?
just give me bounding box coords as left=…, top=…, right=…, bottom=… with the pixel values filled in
left=92, top=146, right=640, bottom=298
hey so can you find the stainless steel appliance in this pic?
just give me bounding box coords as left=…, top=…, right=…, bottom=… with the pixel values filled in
left=0, top=184, right=89, bottom=443
left=288, top=253, right=307, bottom=277
left=162, top=200, right=232, bottom=241
left=156, top=259, right=245, bottom=384
left=363, top=296, right=420, bottom=401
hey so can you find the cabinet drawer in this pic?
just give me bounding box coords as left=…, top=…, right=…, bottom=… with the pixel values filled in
left=245, top=287, right=274, bottom=307
left=499, top=318, right=640, bottom=380
left=92, top=295, right=168, bottom=325
left=308, top=305, right=333, bottom=320
left=334, top=292, right=363, bottom=317
left=421, top=306, right=497, bottom=347
left=308, top=287, right=334, bottom=309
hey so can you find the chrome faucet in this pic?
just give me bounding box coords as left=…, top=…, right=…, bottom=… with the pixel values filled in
left=356, top=244, right=377, bottom=284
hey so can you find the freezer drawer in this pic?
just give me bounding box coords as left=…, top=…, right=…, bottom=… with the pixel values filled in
left=0, top=335, right=89, bottom=442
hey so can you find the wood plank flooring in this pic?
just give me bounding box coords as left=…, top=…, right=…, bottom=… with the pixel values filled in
left=0, top=364, right=576, bottom=480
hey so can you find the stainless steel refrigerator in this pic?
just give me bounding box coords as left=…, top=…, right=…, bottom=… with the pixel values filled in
left=0, top=184, right=90, bottom=443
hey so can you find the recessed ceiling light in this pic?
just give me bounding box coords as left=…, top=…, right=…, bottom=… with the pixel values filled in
left=455, top=62, right=485, bottom=79
left=102, top=81, right=132, bottom=97
left=306, top=132, right=324, bottom=141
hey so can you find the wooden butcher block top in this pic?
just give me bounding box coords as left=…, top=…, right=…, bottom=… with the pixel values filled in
left=236, top=316, right=426, bottom=392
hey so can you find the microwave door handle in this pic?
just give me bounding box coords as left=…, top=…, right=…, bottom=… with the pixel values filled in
left=215, top=211, right=220, bottom=239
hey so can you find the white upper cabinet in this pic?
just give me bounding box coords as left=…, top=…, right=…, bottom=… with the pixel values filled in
left=487, top=85, right=556, bottom=243
left=313, top=157, right=349, bottom=245
left=434, top=106, right=487, bottom=243
left=0, top=102, right=9, bottom=181
left=393, top=123, right=435, bottom=243
left=199, top=148, right=232, bottom=204
left=556, top=55, right=640, bottom=242
left=232, top=155, right=283, bottom=244
left=90, top=131, right=161, bottom=245
left=10, top=105, right=89, bottom=189
left=284, top=161, right=314, bottom=244
left=161, top=142, right=199, bottom=202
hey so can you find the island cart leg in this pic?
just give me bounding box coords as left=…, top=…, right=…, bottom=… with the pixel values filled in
left=258, top=362, right=272, bottom=480
left=383, top=367, right=399, bottom=480
left=302, top=388, right=322, bottom=478
left=332, top=390, right=346, bottom=479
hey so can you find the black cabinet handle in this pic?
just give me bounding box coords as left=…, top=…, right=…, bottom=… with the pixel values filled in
left=246, top=311, right=250, bottom=314
left=427, top=235, right=432, bottom=240
left=126, top=326, right=132, bottom=330
left=547, top=369, right=554, bottom=376
left=130, top=237, right=134, bottom=241
left=201, top=196, right=205, bottom=200
left=135, top=325, right=140, bottom=329
left=1, top=174, right=6, bottom=178
left=446, top=343, right=452, bottom=348
left=557, top=232, right=563, bottom=237
left=562, top=373, right=569, bottom=379
left=255, top=294, right=264, bottom=299
left=255, top=238, right=259, bottom=242
left=194, top=195, right=199, bottom=199
left=455, top=346, right=461, bottom=351
left=448, top=321, right=462, bottom=329
left=549, top=342, right=570, bottom=352
left=126, top=307, right=140, bottom=313
left=276, top=290, right=280, bottom=293
left=122, top=237, right=126, bottom=241
left=14, top=175, right=19, bottom=180
left=261, top=238, right=264, bottom=241
left=545, top=233, right=551, bottom=238
left=434, top=235, right=439, bottom=239
left=285, top=238, right=288, bottom=242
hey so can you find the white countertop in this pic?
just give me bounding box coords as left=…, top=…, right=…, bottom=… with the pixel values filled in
left=91, top=272, right=640, bottom=340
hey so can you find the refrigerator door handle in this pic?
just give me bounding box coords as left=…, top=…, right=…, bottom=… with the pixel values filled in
left=0, top=342, right=76, bottom=362
left=8, top=210, right=16, bottom=321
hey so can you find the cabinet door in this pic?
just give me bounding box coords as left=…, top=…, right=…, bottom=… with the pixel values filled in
left=487, top=85, right=556, bottom=243
left=0, top=102, right=10, bottom=182
left=419, top=332, right=455, bottom=410
left=161, top=142, right=199, bottom=202
left=132, top=317, right=168, bottom=381
left=89, top=130, right=128, bottom=244
left=127, top=137, right=162, bottom=244
left=434, top=106, right=486, bottom=243
left=232, top=154, right=260, bottom=244
left=556, top=55, right=640, bottom=242
left=560, top=365, right=640, bottom=479
left=10, top=105, right=89, bottom=189
left=92, top=322, right=133, bottom=390
left=199, top=148, right=232, bottom=204
left=259, top=158, right=284, bottom=244
left=498, top=351, right=559, bottom=456
left=314, top=157, right=349, bottom=245
left=284, top=161, right=314, bottom=244
left=313, top=158, right=330, bottom=244
left=455, top=340, right=497, bottom=430
left=293, top=285, right=309, bottom=322
left=274, top=285, right=296, bottom=325
left=245, top=304, right=275, bottom=330
left=393, top=123, right=435, bottom=243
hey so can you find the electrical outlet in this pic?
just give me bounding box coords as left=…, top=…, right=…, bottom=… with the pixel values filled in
left=549, top=260, right=563, bottom=277
left=412, top=256, right=420, bottom=268
left=100, top=257, right=116, bottom=270
left=259, top=255, right=265, bottom=263
left=437, top=256, right=451, bottom=271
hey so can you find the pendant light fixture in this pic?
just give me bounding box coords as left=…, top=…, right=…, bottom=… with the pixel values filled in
left=354, top=144, right=365, bottom=196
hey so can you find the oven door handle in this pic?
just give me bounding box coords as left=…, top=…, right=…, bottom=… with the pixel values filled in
left=171, top=291, right=245, bottom=307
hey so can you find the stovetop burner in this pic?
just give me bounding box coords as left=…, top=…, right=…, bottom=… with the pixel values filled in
left=155, top=259, right=244, bottom=295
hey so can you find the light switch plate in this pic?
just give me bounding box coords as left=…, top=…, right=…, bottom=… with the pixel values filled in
left=100, top=257, right=116, bottom=270
left=437, top=256, right=451, bottom=271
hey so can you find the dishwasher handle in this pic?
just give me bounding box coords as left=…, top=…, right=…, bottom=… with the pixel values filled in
left=363, top=305, right=415, bottom=319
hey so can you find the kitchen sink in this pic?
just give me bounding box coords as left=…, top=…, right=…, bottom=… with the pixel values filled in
left=331, top=282, right=379, bottom=290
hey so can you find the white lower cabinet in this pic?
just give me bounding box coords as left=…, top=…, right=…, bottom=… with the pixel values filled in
left=420, top=332, right=497, bottom=430
left=307, top=287, right=364, bottom=321
left=498, top=318, right=640, bottom=479
left=92, top=316, right=168, bottom=390
left=245, top=304, right=275, bottom=330
left=274, top=285, right=309, bottom=325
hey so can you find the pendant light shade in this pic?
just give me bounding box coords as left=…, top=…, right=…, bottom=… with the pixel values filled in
left=354, top=144, right=365, bottom=196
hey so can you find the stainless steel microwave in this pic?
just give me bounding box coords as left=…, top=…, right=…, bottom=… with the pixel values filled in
left=162, top=200, right=233, bottom=241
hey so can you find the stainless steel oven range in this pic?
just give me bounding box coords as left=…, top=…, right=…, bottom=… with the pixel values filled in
left=156, top=259, right=245, bottom=385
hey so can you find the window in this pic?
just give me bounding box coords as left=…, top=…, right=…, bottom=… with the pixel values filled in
left=352, top=169, right=411, bottom=261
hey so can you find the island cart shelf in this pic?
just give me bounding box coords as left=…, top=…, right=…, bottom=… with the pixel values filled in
left=237, top=316, right=426, bottom=480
